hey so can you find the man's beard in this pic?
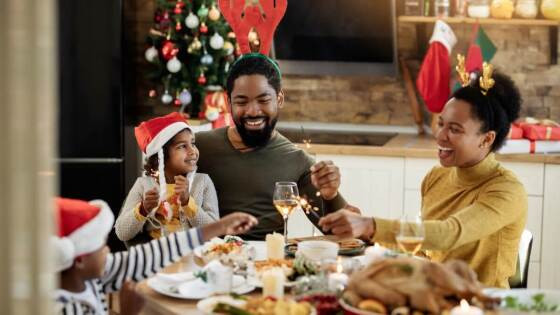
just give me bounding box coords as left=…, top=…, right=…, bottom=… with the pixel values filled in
left=235, top=116, right=278, bottom=148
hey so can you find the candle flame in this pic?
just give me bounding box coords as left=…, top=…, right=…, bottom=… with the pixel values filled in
left=460, top=299, right=469, bottom=310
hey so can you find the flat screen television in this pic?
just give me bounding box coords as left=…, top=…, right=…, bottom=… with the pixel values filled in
left=273, top=0, right=397, bottom=76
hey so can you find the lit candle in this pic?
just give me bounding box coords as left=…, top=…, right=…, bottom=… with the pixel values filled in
left=450, top=300, right=483, bottom=315
left=328, top=257, right=348, bottom=291
left=364, top=243, right=388, bottom=265
left=261, top=268, right=285, bottom=299
left=266, top=232, right=285, bottom=260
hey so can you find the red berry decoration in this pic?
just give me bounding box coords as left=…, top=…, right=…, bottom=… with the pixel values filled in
left=174, top=6, right=182, bottom=14
left=199, top=23, right=208, bottom=34
left=148, top=89, right=157, bottom=98
left=174, top=99, right=181, bottom=107
left=175, top=21, right=182, bottom=31
left=197, top=73, right=207, bottom=85
left=161, top=40, right=179, bottom=60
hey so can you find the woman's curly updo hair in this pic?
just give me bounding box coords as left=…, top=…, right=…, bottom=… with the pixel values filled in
left=452, top=71, right=522, bottom=151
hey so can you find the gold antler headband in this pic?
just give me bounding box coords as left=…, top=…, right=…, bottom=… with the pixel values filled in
left=455, top=54, right=496, bottom=95
left=456, top=54, right=470, bottom=87
left=479, top=62, right=495, bottom=95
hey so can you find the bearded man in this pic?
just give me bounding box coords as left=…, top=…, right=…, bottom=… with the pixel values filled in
left=196, top=54, right=350, bottom=240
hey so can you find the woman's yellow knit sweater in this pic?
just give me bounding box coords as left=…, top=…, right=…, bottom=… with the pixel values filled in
left=373, top=154, right=528, bottom=288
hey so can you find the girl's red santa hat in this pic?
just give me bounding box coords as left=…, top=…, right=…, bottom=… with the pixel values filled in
left=134, top=112, right=192, bottom=218
left=52, top=197, right=114, bottom=272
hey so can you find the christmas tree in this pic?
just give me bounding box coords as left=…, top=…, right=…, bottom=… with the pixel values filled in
left=144, top=0, right=238, bottom=118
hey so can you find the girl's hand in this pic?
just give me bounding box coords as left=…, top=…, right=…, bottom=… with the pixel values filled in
left=220, top=212, right=259, bottom=235
left=174, top=175, right=190, bottom=205
left=141, top=188, right=159, bottom=215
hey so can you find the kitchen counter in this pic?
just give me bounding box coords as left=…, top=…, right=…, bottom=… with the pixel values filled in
left=299, top=133, right=560, bottom=164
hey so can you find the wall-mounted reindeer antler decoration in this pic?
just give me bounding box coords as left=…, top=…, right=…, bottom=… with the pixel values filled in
left=218, top=0, right=287, bottom=55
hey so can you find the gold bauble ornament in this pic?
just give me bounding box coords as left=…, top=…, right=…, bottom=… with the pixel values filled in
left=208, top=5, right=221, bottom=21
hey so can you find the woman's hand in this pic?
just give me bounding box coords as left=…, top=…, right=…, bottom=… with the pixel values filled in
left=174, top=175, right=190, bottom=205
left=318, top=207, right=375, bottom=241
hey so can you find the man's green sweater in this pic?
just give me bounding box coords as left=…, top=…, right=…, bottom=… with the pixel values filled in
left=196, top=127, right=347, bottom=240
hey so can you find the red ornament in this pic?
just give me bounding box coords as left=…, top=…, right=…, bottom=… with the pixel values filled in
left=148, top=89, right=157, bottom=98
left=197, top=73, right=207, bottom=85
left=163, top=11, right=170, bottom=19
left=175, top=21, right=182, bottom=31
left=161, top=40, right=179, bottom=60
left=154, top=11, right=163, bottom=23
left=174, top=99, right=181, bottom=107
left=199, top=23, right=208, bottom=34
left=175, top=0, right=185, bottom=9
left=174, top=6, right=182, bottom=14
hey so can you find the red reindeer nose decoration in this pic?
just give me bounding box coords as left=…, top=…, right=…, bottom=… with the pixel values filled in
left=218, top=0, right=287, bottom=55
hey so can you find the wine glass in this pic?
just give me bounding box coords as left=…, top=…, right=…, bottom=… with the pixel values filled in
left=273, top=182, right=299, bottom=240
left=395, top=214, right=425, bottom=256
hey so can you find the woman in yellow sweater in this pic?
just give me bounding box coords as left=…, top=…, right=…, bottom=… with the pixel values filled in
left=319, top=65, right=527, bottom=288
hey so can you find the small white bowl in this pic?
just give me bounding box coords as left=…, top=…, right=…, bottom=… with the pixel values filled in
left=297, top=240, right=339, bottom=261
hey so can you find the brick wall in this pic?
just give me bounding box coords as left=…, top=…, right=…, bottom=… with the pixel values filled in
left=124, top=0, right=560, bottom=125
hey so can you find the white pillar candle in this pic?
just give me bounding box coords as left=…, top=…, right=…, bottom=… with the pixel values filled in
left=364, top=243, right=388, bottom=265
left=261, top=268, right=284, bottom=299
left=328, top=257, right=348, bottom=291
left=450, top=300, right=483, bottom=315
left=266, top=232, right=285, bottom=260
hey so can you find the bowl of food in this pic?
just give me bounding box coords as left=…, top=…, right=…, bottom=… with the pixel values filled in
left=286, top=237, right=366, bottom=257
left=297, top=240, right=339, bottom=261
left=194, top=235, right=254, bottom=266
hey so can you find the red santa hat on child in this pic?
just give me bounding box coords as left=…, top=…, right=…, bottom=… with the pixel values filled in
left=52, top=197, right=114, bottom=272
left=134, top=112, right=192, bottom=218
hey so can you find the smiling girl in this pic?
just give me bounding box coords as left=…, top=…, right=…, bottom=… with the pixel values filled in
left=115, top=112, right=219, bottom=247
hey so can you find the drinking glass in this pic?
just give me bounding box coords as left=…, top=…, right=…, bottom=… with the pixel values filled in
left=395, top=214, right=425, bottom=256
left=273, top=182, right=299, bottom=239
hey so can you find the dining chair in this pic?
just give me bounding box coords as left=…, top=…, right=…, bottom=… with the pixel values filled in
left=509, top=229, right=533, bottom=288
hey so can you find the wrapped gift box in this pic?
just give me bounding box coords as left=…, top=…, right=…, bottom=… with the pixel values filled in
left=518, top=118, right=560, bottom=141
left=498, top=139, right=560, bottom=154
left=508, top=124, right=523, bottom=139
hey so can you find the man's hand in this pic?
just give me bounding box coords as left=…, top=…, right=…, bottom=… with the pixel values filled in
left=310, top=160, right=341, bottom=200
left=174, top=175, right=190, bottom=205
left=119, top=281, right=145, bottom=315
left=318, top=207, right=374, bottom=241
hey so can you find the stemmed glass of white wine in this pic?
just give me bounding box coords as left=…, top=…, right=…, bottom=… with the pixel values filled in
left=273, top=182, right=299, bottom=240
left=396, top=214, right=425, bottom=256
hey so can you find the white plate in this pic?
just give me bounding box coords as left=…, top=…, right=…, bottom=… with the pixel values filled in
left=194, top=239, right=256, bottom=265
left=196, top=295, right=247, bottom=314
left=147, top=275, right=255, bottom=299
left=483, top=288, right=560, bottom=309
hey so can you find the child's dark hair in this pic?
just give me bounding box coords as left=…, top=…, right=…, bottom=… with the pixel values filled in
left=226, top=54, right=281, bottom=99
left=452, top=71, right=522, bottom=151
left=143, top=128, right=190, bottom=177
